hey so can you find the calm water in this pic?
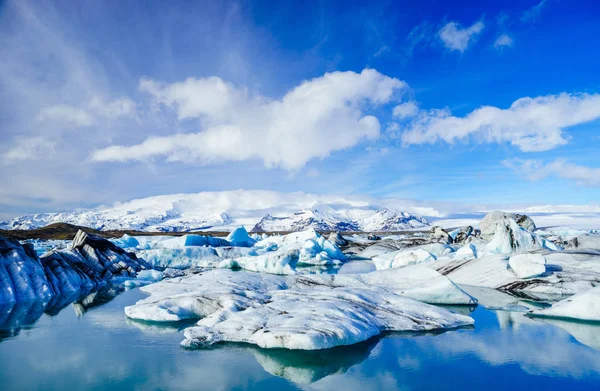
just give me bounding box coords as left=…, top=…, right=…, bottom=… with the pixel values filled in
left=1, top=286, right=600, bottom=390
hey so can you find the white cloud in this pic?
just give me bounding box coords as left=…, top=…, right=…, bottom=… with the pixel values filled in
left=37, top=105, right=94, bottom=127
left=522, top=0, right=548, bottom=23
left=503, top=158, right=600, bottom=187
left=494, top=34, right=513, bottom=49
left=393, top=101, right=419, bottom=119
left=399, top=93, right=600, bottom=152
left=438, top=21, right=484, bottom=52
left=3, top=137, right=56, bottom=164
left=35, top=97, right=136, bottom=129
left=89, top=96, right=137, bottom=119
left=92, top=69, right=408, bottom=170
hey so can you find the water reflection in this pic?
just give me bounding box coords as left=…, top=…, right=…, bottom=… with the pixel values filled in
left=1, top=287, right=600, bottom=390
left=0, top=283, right=125, bottom=342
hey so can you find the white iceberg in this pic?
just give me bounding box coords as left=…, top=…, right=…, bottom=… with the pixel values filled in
left=432, top=249, right=600, bottom=297
left=182, top=286, right=472, bottom=350
left=509, top=254, right=546, bottom=279
left=125, top=267, right=475, bottom=350
left=530, top=286, right=600, bottom=322
left=485, top=219, right=545, bottom=254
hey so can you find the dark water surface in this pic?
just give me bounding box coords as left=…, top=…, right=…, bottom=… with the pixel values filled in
left=1, top=286, right=600, bottom=390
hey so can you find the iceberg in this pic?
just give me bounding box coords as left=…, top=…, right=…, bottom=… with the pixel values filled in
left=125, top=267, right=475, bottom=350
left=1, top=230, right=150, bottom=303
left=0, top=237, right=54, bottom=303
left=485, top=219, right=545, bottom=254
left=182, top=286, right=472, bottom=350
left=530, top=286, right=600, bottom=322
left=479, top=211, right=536, bottom=240
left=157, top=234, right=231, bottom=249
left=508, top=254, right=547, bottom=279
left=432, top=249, right=600, bottom=297
left=226, top=226, right=256, bottom=247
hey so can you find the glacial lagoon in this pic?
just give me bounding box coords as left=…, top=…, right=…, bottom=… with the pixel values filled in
left=2, top=285, right=600, bottom=390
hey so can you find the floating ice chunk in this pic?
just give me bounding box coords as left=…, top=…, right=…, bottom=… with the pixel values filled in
left=509, top=254, right=546, bottom=279
left=391, top=248, right=435, bottom=268
left=226, top=227, right=256, bottom=247
left=139, top=246, right=255, bottom=269
left=182, top=286, right=473, bottom=350
left=125, top=266, right=476, bottom=327
left=122, top=269, right=164, bottom=288
left=486, top=219, right=544, bottom=254
left=432, top=249, right=600, bottom=297
left=455, top=243, right=478, bottom=259
left=234, top=249, right=299, bottom=275
left=530, top=286, right=600, bottom=322
left=158, top=234, right=231, bottom=249
left=480, top=211, right=536, bottom=240
left=110, top=234, right=140, bottom=249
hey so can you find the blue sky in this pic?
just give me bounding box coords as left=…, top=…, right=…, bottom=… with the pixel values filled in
left=0, top=0, right=599, bottom=218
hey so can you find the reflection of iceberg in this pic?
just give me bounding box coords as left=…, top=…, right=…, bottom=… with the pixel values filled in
left=125, top=318, right=198, bottom=334
left=0, top=300, right=45, bottom=342
left=249, top=337, right=379, bottom=384
left=536, top=318, right=600, bottom=351
left=71, top=284, right=125, bottom=317
left=460, top=285, right=551, bottom=312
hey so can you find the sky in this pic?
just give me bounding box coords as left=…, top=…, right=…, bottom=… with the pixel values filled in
left=1, top=0, right=599, bottom=219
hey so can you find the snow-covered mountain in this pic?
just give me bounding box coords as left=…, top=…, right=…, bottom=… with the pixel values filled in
left=252, top=208, right=429, bottom=232
left=1, top=190, right=433, bottom=232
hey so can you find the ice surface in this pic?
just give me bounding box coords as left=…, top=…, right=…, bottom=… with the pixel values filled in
left=432, top=249, right=600, bottom=297
left=226, top=226, right=256, bottom=247
left=182, top=286, right=472, bottom=350
left=485, top=219, right=545, bottom=254
left=157, top=234, right=231, bottom=249
left=480, top=211, right=536, bottom=240
left=125, top=267, right=475, bottom=349
left=0, top=237, right=54, bottom=303
left=136, top=229, right=346, bottom=274
left=530, top=286, right=600, bottom=322
left=509, top=254, right=547, bottom=279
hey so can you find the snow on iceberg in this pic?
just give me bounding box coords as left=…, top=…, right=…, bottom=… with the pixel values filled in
left=530, top=286, right=600, bottom=322
left=182, top=286, right=472, bottom=350
left=508, top=254, right=546, bottom=279
left=125, top=266, right=475, bottom=350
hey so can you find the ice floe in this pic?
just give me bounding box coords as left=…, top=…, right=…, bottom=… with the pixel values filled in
left=124, top=267, right=475, bottom=350
left=530, top=286, right=600, bottom=322
left=508, top=254, right=547, bottom=279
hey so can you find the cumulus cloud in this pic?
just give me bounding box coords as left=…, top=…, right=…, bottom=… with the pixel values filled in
left=438, top=20, right=484, bottom=52
left=392, top=101, right=419, bottom=119
left=503, top=158, right=600, bottom=187
left=494, top=34, right=513, bottom=49
left=92, top=69, right=408, bottom=170
left=399, top=93, right=600, bottom=152
left=3, top=137, right=56, bottom=164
